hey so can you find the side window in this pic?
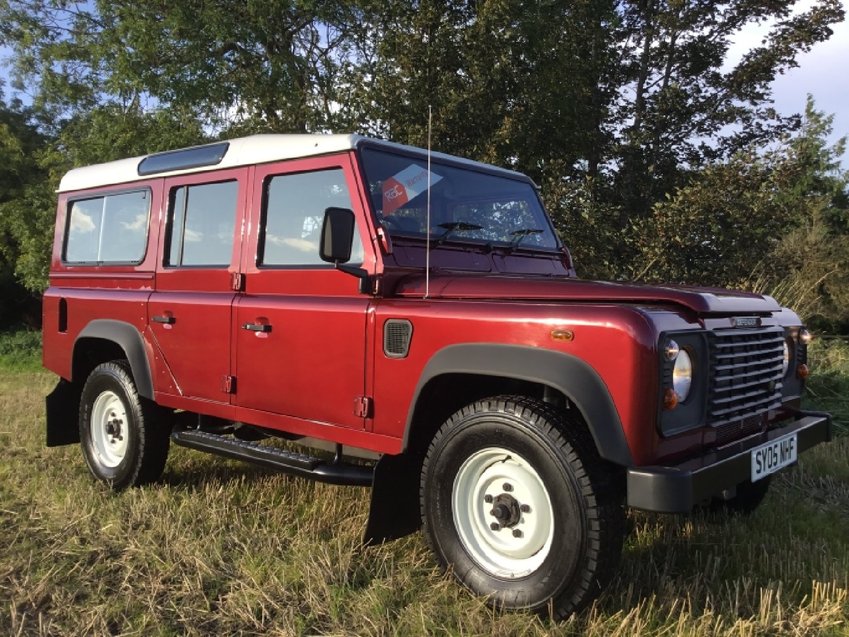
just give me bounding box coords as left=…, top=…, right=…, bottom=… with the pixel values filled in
left=65, top=190, right=149, bottom=263
left=167, top=180, right=238, bottom=267
left=260, top=168, right=364, bottom=266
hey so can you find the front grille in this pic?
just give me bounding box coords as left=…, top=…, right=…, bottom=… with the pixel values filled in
left=707, top=327, right=784, bottom=428
left=714, top=415, right=765, bottom=445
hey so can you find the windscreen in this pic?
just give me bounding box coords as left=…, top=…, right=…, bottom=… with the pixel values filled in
left=359, top=148, right=559, bottom=251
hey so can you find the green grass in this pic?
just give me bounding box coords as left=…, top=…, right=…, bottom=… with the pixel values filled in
left=807, top=337, right=849, bottom=434
left=0, top=327, right=42, bottom=371
left=1, top=337, right=848, bottom=635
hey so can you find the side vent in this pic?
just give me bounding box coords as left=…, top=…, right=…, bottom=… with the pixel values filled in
left=384, top=319, right=413, bottom=359
left=58, top=298, right=68, bottom=333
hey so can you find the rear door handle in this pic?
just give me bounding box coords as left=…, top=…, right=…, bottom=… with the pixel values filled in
left=152, top=315, right=175, bottom=325
left=242, top=322, right=271, bottom=333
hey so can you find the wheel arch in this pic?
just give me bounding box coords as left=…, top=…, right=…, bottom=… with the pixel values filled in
left=405, top=344, right=633, bottom=467
left=73, top=320, right=154, bottom=399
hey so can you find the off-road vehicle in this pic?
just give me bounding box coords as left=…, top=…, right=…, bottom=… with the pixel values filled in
left=43, top=134, right=832, bottom=617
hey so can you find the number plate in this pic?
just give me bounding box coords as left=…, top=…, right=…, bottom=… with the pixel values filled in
left=750, top=433, right=798, bottom=482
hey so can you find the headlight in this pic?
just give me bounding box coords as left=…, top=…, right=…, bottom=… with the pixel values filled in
left=672, top=349, right=692, bottom=401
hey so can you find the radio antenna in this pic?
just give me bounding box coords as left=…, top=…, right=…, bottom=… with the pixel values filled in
left=425, top=104, right=432, bottom=300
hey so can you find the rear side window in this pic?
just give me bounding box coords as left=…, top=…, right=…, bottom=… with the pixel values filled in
left=259, top=169, right=363, bottom=266
left=167, top=180, right=238, bottom=267
left=65, top=190, right=150, bottom=264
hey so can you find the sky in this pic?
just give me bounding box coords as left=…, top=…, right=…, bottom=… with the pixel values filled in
left=725, top=0, right=849, bottom=165
left=1, top=2, right=847, bottom=165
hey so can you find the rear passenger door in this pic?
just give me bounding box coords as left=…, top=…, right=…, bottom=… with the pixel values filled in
left=149, top=169, right=248, bottom=405
left=234, top=155, right=373, bottom=429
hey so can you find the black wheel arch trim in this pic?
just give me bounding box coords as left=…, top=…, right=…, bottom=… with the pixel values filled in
left=404, top=343, right=634, bottom=466
left=74, top=320, right=154, bottom=399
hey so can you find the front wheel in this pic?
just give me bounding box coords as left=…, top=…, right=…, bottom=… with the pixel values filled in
left=79, top=361, right=170, bottom=490
left=420, top=396, right=625, bottom=619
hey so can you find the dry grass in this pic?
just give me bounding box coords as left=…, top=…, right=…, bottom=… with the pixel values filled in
left=1, top=363, right=848, bottom=636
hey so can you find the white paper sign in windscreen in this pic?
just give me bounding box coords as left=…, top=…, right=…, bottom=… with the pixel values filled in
left=382, top=165, right=443, bottom=215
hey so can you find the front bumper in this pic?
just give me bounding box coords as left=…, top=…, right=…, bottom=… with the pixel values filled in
left=626, top=411, right=832, bottom=512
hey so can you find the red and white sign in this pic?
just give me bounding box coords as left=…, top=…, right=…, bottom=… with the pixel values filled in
left=382, top=165, right=443, bottom=215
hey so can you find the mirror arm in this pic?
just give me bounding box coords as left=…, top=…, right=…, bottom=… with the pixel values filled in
left=335, top=263, right=375, bottom=294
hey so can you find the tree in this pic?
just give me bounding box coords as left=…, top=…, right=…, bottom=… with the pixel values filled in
left=634, top=97, right=849, bottom=327
left=0, top=84, right=48, bottom=324
left=0, top=0, right=363, bottom=134
left=0, top=0, right=846, bottom=298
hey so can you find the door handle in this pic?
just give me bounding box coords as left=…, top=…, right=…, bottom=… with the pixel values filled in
left=152, top=315, right=175, bottom=325
left=242, top=322, right=272, bottom=333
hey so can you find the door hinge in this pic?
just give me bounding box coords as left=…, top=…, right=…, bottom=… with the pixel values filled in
left=222, top=375, right=237, bottom=394
left=231, top=272, right=244, bottom=292
left=354, top=396, right=373, bottom=418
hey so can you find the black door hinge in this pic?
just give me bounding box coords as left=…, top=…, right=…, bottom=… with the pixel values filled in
left=231, top=272, right=244, bottom=292
left=222, top=375, right=237, bottom=394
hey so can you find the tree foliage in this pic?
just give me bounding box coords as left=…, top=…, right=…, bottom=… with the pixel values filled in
left=0, top=1, right=847, bottom=329
left=635, top=98, right=849, bottom=327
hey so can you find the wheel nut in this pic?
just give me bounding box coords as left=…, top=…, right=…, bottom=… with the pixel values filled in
left=484, top=494, right=493, bottom=503
left=490, top=522, right=500, bottom=531
left=503, top=483, right=513, bottom=492
left=512, top=529, right=522, bottom=538
left=520, top=504, right=530, bottom=513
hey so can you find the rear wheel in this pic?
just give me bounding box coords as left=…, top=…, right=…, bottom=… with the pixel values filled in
left=79, top=361, right=170, bottom=489
left=420, top=396, right=625, bottom=619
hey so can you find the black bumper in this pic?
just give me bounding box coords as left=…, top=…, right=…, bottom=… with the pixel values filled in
left=626, top=411, right=833, bottom=513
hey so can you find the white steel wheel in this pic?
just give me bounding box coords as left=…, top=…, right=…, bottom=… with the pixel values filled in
left=79, top=361, right=171, bottom=490
left=89, top=390, right=130, bottom=468
left=420, top=396, right=626, bottom=619
left=452, top=447, right=555, bottom=579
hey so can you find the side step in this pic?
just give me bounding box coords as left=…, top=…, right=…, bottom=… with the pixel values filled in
left=171, top=429, right=373, bottom=487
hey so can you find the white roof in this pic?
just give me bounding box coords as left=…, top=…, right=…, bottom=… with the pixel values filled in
left=58, top=133, right=530, bottom=193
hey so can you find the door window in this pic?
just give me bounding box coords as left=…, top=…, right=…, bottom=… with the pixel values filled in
left=259, top=168, right=363, bottom=266
left=166, top=180, right=238, bottom=267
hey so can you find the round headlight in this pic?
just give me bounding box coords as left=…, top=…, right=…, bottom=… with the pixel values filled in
left=782, top=339, right=791, bottom=376
left=672, top=349, right=693, bottom=401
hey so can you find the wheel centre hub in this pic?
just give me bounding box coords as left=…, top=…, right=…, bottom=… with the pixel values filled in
left=489, top=493, right=521, bottom=528
left=105, top=416, right=123, bottom=441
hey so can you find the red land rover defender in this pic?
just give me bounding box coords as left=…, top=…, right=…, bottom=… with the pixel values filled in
left=43, top=135, right=832, bottom=617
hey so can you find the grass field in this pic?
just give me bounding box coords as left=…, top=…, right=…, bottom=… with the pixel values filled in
left=1, top=331, right=848, bottom=636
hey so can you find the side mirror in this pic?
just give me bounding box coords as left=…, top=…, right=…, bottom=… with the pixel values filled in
left=320, top=207, right=356, bottom=264
left=319, top=207, right=373, bottom=294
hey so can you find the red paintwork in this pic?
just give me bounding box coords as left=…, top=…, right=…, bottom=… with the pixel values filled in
left=42, top=148, right=801, bottom=466
left=392, top=274, right=781, bottom=315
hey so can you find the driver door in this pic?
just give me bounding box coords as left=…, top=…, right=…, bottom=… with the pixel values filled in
left=233, top=154, right=375, bottom=429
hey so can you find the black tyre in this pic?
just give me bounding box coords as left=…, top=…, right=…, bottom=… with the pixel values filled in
left=420, top=396, right=625, bottom=619
left=79, top=361, right=170, bottom=489
left=710, top=476, right=772, bottom=515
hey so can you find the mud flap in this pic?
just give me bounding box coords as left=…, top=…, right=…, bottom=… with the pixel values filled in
left=363, top=452, right=422, bottom=544
left=45, top=379, right=81, bottom=447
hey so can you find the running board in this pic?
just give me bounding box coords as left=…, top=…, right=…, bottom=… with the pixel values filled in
left=171, top=429, right=373, bottom=487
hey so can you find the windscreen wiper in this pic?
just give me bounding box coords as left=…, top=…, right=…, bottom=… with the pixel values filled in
left=507, top=228, right=544, bottom=252
left=435, top=221, right=483, bottom=245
